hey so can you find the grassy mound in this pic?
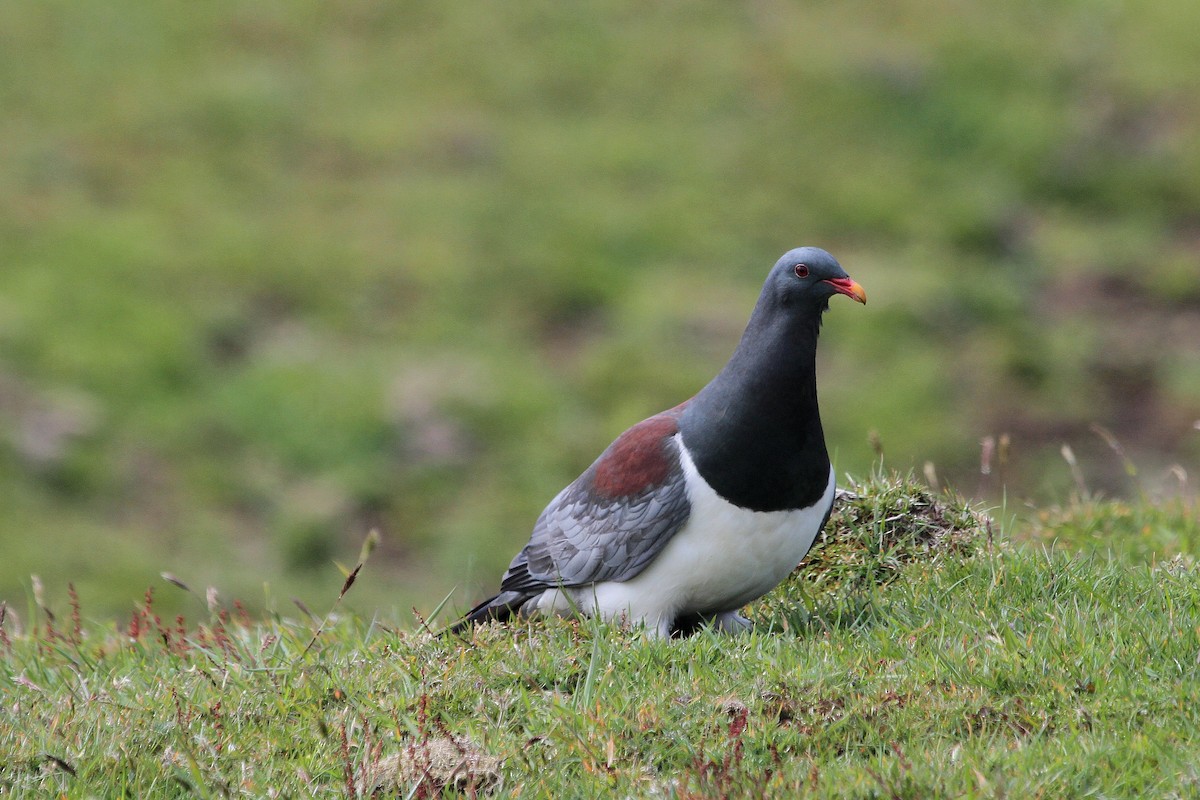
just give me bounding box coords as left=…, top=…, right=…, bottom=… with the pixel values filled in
left=753, top=471, right=991, bottom=634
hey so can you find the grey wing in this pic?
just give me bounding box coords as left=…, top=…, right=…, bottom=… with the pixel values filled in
left=498, top=448, right=690, bottom=594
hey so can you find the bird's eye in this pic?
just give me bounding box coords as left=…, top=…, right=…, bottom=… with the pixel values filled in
left=793, top=264, right=810, bottom=278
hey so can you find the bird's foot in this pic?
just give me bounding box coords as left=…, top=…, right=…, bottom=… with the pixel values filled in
left=710, top=611, right=753, bottom=635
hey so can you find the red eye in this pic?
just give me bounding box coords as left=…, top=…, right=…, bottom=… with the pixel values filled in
left=793, top=264, right=810, bottom=278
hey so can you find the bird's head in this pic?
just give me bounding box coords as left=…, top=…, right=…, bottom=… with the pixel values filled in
left=766, top=246, right=867, bottom=310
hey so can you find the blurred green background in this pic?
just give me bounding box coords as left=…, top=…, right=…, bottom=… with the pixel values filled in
left=2, top=0, right=1198, bottom=621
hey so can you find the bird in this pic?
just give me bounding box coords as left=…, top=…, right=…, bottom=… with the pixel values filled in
left=454, top=247, right=866, bottom=637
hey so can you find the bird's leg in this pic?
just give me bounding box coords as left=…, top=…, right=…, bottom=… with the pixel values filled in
left=625, top=611, right=672, bottom=639
left=709, top=611, right=753, bottom=634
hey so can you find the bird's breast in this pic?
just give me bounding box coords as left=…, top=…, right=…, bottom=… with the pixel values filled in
left=610, top=435, right=835, bottom=616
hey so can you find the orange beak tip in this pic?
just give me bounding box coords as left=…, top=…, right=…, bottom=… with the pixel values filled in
left=850, top=280, right=867, bottom=305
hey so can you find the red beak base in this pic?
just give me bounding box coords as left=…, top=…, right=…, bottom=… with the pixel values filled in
left=823, top=277, right=867, bottom=305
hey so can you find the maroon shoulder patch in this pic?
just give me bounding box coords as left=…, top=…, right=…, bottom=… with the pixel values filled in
left=591, top=406, right=685, bottom=499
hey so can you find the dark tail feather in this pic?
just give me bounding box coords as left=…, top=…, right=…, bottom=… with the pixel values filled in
left=446, top=591, right=530, bottom=635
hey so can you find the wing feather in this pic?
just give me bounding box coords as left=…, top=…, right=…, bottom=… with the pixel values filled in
left=498, top=411, right=690, bottom=594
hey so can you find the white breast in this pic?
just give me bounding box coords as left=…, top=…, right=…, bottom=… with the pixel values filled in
left=536, top=433, right=835, bottom=634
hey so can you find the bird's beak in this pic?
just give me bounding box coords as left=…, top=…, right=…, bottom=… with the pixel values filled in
left=823, top=277, right=867, bottom=305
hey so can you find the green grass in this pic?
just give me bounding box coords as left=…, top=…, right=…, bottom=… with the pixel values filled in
left=2, top=1, right=1200, bottom=620
left=1029, top=494, right=1200, bottom=567
left=4, top=474, right=1198, bottom=798
left=1, top=6, right=1197, bottom=789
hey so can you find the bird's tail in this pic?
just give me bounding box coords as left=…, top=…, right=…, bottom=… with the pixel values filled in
left=446, top=591, right=531, bottom=635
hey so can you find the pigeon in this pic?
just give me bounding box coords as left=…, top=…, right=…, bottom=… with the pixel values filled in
left=455, top=247, right=865, bottom=637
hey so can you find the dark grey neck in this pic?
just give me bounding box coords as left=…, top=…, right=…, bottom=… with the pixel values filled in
left=678, top=295, right=831, bottom=512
